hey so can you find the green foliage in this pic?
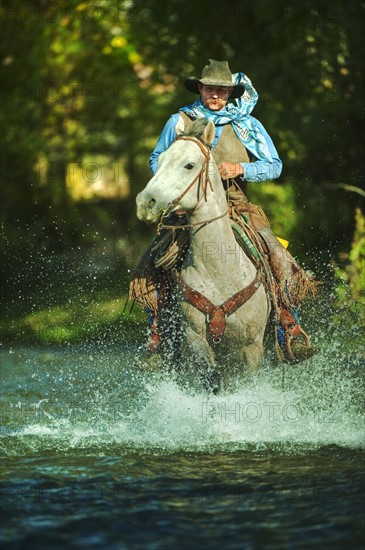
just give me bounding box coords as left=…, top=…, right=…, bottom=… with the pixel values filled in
left=1, top=291, right=144, bottom=345
left=1, top=0, right=363, bottom=245
left=0, top=233, right=146, bottom=345
left=248, top=182, right=296, bottom=240
left=333, top=207, right=365, bottom=327
left=1, top=0, right=364, bottom=342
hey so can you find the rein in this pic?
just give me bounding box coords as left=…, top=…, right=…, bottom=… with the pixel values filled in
left=157, top=136, right=226, bottom=234
left=158, top=210, right=228, bottom=233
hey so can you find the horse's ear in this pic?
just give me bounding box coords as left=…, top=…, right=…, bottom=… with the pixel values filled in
left=202, top=120, right=215, bottom=146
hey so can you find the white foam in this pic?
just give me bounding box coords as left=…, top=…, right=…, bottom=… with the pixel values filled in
left=3, top=340, right=364, bottom=455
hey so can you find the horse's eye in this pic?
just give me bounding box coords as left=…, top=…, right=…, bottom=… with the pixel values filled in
left=184, top=163, right=195, bottom=170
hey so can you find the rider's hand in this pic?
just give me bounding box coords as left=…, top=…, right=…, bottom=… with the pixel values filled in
left=218, top=162, right=244, bottom=180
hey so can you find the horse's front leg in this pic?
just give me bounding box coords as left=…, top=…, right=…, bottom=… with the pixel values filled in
left=185, top=326, right=220, bottom=394
left=240, top=338, right=265, bottom=375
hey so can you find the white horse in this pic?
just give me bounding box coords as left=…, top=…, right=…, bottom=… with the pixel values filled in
left=136, top=120, right=271, bottom=390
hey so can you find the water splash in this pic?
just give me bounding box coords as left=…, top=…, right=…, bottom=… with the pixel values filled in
left=1, top=336, right=363, bottom=457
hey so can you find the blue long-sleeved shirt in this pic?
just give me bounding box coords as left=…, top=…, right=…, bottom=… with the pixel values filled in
left=149, top=111, right=282, bottom=183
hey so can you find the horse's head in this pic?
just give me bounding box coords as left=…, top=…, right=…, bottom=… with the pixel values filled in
left=136, top=120, right=216, bottom=223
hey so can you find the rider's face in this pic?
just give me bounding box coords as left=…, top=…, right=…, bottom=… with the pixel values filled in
left=199, top=84, right=233, bottom=111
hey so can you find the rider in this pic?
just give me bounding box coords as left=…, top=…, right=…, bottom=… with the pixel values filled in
left=131, top=59, right=317, bottom=362
left=150, top=60, right=282, bottom=188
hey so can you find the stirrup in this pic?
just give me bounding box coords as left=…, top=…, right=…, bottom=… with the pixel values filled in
left=278, top=309, right=317, bottom=364
left=283, top=327, right=317, bottom=363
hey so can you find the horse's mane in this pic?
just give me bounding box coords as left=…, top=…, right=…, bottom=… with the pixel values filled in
left=181, top=118, right=210, bottom=144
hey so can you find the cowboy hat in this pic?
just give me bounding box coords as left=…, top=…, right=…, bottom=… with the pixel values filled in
left=184, top=59, right=245, bottom=99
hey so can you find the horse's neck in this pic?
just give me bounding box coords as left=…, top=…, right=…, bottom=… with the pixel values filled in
left=186, top=168, right=250, bottom=274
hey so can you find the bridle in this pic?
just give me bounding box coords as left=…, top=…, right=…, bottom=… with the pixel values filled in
left=157, top=136, right=227, bottom=234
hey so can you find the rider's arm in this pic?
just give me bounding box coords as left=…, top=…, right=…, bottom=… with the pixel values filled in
left=149, top=114, right=180, bottom=175
left=240, top=117, right=283, bottom=183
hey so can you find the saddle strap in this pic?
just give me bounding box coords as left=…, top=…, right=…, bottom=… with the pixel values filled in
left=176, top=270, right=262, bottom=342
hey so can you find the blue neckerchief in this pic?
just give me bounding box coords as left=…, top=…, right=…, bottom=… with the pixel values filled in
left=180, top=72, right=272, bottom=161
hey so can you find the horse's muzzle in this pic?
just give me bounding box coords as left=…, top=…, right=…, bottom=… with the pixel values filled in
left=136, top=192, right=160, bottom=223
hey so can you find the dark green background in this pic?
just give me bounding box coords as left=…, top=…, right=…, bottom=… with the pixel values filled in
left=1, top=0, right=364, bottom=344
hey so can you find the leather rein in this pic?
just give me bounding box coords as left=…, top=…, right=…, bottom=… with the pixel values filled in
left=156, top=136, right=263, bottom=344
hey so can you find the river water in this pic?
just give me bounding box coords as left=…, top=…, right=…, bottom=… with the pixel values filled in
left=1, top=325, right=364, bottom=548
